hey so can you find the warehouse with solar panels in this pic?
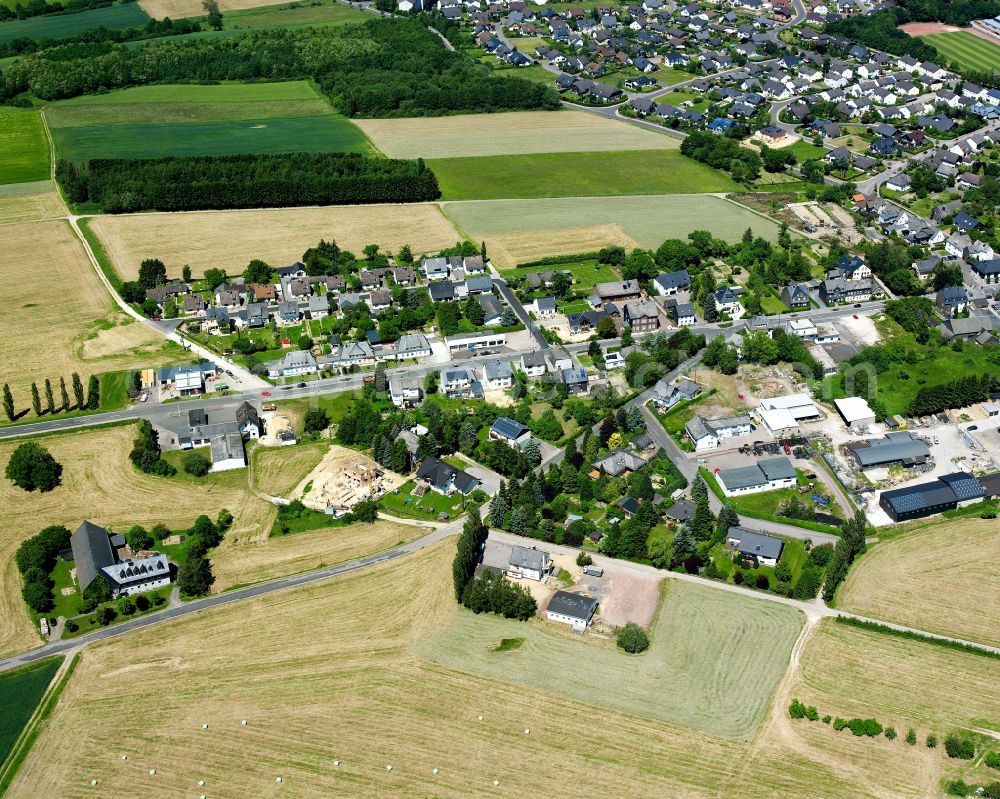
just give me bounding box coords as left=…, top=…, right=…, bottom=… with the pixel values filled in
left=879, top=471, right=998, bottom=522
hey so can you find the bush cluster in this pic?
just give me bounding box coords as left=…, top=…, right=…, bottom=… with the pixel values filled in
left=14, top=525, right=72, bottom=614
left=617, top=622, right=650, bottom=654
left=129, top=419, right=175, bottom=476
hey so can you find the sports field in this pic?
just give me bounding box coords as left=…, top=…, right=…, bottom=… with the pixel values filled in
left=837, top=518, right=1000, bottom=646
left=417, top=578, right=803, bottom=739
left=0, top=2, right=149, bottom=43
left=429, top=150, right=739, bottom=200
left=0, top=108, right=50, bottom=185
left=0, top=181, right=64, bottom=224
left=48, top=81, right=372, bottom=163
left=8, top=542, right=962, bottom=799
left=920, top=30, right=1000, bottom=73
left=0, top=220, right=187, bottom=421
left=87, top=203, right=462, bottom=279
left=443, top=195, right=779, bottom=266
left=355, top=110, right=680, bottom=159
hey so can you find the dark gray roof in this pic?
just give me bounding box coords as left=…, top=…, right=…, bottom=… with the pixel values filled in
left=664, top=498, right=696, bottom=521
left=547, top=590, right=598, bottom=620
left=847, top=432, right=929, bottom=467
left=71, top=520, right=116, bottom=592
left=416, top=455, right=480, bottom=495
left=509, top=545, right=548, bottom=573
left=490, top=416, right=530, bottom=441
left=726, top=526, right=784, bottom=560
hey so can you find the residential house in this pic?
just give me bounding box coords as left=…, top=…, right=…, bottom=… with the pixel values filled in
left=440, top=366, right=481, bottom=398
left=714, top=286, right=742, bottom=318
left=389, top=376, right=423, bottom=408
left=546, top=590, right=598, bottom=631
left=521, top=350, right=547, bottom=378
left=623, top=300, right=659, bottom=333
left=725, top=527, right=784, bottom=567
left=489, top=417, right=532, bottom=448
left=266, top=350, right=318, bottom=380
left=715, top=456, right=797, bottom=497
left=416, top=455, right=481, bottom=496
left=820, top=278, right=880, bottom=305
left=653, top=269, right=691, bottom=296
left=936, top=285, right=967, bottom=317
left=781, top=282, right=810, bottom=309
left=507, top=546, right=550, bottom=581
left=71, top=521, right=171, bottom=596
left=482, top=359, right=515, bottom=390
left=593, top=279, right=641, bottom=305
left=561, top=367, right=589, bottom=395
left=652, top=376, right=702, bottom=411
left=592, top=448, right=646, bottom=477
left=394, top=333, right=431, bottom=361
left=684, top=414, right=753, bottom=451
left=534, top=297, right=557, bottom=318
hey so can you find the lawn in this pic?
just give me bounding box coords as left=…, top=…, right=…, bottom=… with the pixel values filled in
left=0, top=108, right=50, bottom=184
left=443, top=194, right=781, bottom=267
left=0, top=2, right=148, bottom=43
left=502, top=257, right=621, bottom=292
left=784, top=139, right=827, bottom=163
left=6, top=540, right=968, bottom=799
left=920, top=30, right=1000, bottom=74
left=709, top=536, right=808, bottom=591
left=52, top=114, right=372, bottom=163
left=491, top=64, right=557, bottom=84
left=380, top=479, right=466, bottom=520
left=418, top=577, right=803, bottom=739
left=658, top=88, right=710, bottom=113
left=0, top=657, right=61, bottom=764
left=837, top=517, right=1000, bottom=647
left=354, top=109, right=679, bottom=159
left=428, top=150, right=740, bottom=200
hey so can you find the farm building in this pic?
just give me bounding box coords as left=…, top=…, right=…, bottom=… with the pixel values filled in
left=546, top=591, right=599, bottom=631
left=715, top=456, right=797, bottom=497
left=70, top=520, right=172, bottom=597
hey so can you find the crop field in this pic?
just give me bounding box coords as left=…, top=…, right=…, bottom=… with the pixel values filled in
left=354, top=110, right=680, bottom=159
left=9, top=542, right=953, bottom=799
left=0, top=181, right=64, bottom=224
left=48, top=82, right=371, bottom=163
left=0, top=221, right=187, bottom=419
left=0, top=2, right=149, bottom=43
left=0, top=658, right=61, bottom=764
left=140, top=0, right=299, bottom=20
left=443, top=195, right=779, bottom=267
left=0, top=425, right=272, bottom=659
left=429, top=150, right=739, bottom=200
left=417, top=578, right=803, bottom=739
left=87, top=204, right=462, bottom=279
left=837, top=518, right=1000, bottom=646
left=223, top=0, right=369, bottom=29
left=0, top=108, right=50, bottom=185
left=920, top=30, right=1000, bottom=73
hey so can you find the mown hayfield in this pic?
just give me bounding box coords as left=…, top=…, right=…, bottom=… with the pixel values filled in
left=88, top=204, right=462, bottom=279
left=0, top=220, right=186, bottom=419
left=0, top=108, right=49, bottom=184
left=223, top=0, right=369, bottom=29
left=0, top=180, right=64, bottom=223
left=429, top=150, right=739, bottom=200
left=443, top=195, right=779, bottom=267
left=0, top=425, right=273, bottom=660
left=211, top=519, right=427, bottom=592
left=416, top=578, right=803, bottom=739
left=45, top=81, right=333, bottom=127
left=796, top=619, right=999, bottom=732
left=8, top=542, right=949, bottom=799
left=837, top=518, right=1000, bottom=647
left=355, top=110, right=680, bottom=159
left=921, top=30, right=1000, bottom=73
left=0, top=2, right=149, bottom=43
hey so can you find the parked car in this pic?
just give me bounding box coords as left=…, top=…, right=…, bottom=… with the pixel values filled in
left=783, top=444, right=792, bottom=455
left=296, top=382, right=307, bottom=388
left=853, top=303, right=862, bottom=308
left=968, top=425, right=978, bottom=431
left=933, top=435, right=939, bottom=444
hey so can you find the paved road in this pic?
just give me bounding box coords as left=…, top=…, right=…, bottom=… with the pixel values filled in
left=493, top=277, right=550, bottom=351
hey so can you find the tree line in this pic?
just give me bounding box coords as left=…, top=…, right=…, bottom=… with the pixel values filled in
left=906, top=373, right=996, bottom=417
left=825, top=11, right=939, bottom=62
left=1, top=19, right=559, bottom=116
left=3, top=373, right=99, bottom=422
left=56, top=152, right=441, bottom=213
left=680, top=131, right=762, bottom=185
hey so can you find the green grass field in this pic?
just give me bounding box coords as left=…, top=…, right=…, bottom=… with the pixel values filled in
left=444, top=194, right=781, bottom=254
left=0, top=657, right=62, bottom=764
left=47, top=81, right=372, bottom=162
left=414, top=578, right=803, bottom=740
left=429, top=150, right=740, bottom=200
left=785, top=139, right=827, bottom=162
left=0, top=2, right=149, bottom=44
left=502, top=258, right=621, bottom=291
left=920, top=30, right=1000, bottom=73
left=224, top=0, right=369, bottom=29
left=0, top=108, right=50, bottom=185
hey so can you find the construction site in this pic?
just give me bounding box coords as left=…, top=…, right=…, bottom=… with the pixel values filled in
left=292, top=445, right=407, bottom=515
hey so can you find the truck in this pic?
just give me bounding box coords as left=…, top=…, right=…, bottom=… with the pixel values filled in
left=582, top=565, right=604, bottom=577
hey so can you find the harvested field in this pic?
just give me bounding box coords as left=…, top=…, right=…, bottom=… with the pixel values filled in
left=796, top=618, right=1000, bottom=731
left=837, top=518, right=1000, bottom=646
left=0, top=221, right=186, bottom=418
left=223, top=0, right=369, bottom=29
left=292, top=444, right=407, bottom=510
left=417, top=578, right=803, bottom=739
left=8, top=542, right=929, bottom=799
left=0, top=425, right=271, bottom=660
left=87, top=204, right=462, bottom=280
left=0, top=181, right=64, bottom=224
left=444, top=195, right=779, bottom=268
left=211, top=519, right=426, bottom=591
left=140, top=0, right=294, bottom=20
left=251, top=442, right=328, bottom=498
left=355, top=110, right=680, bottom=159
